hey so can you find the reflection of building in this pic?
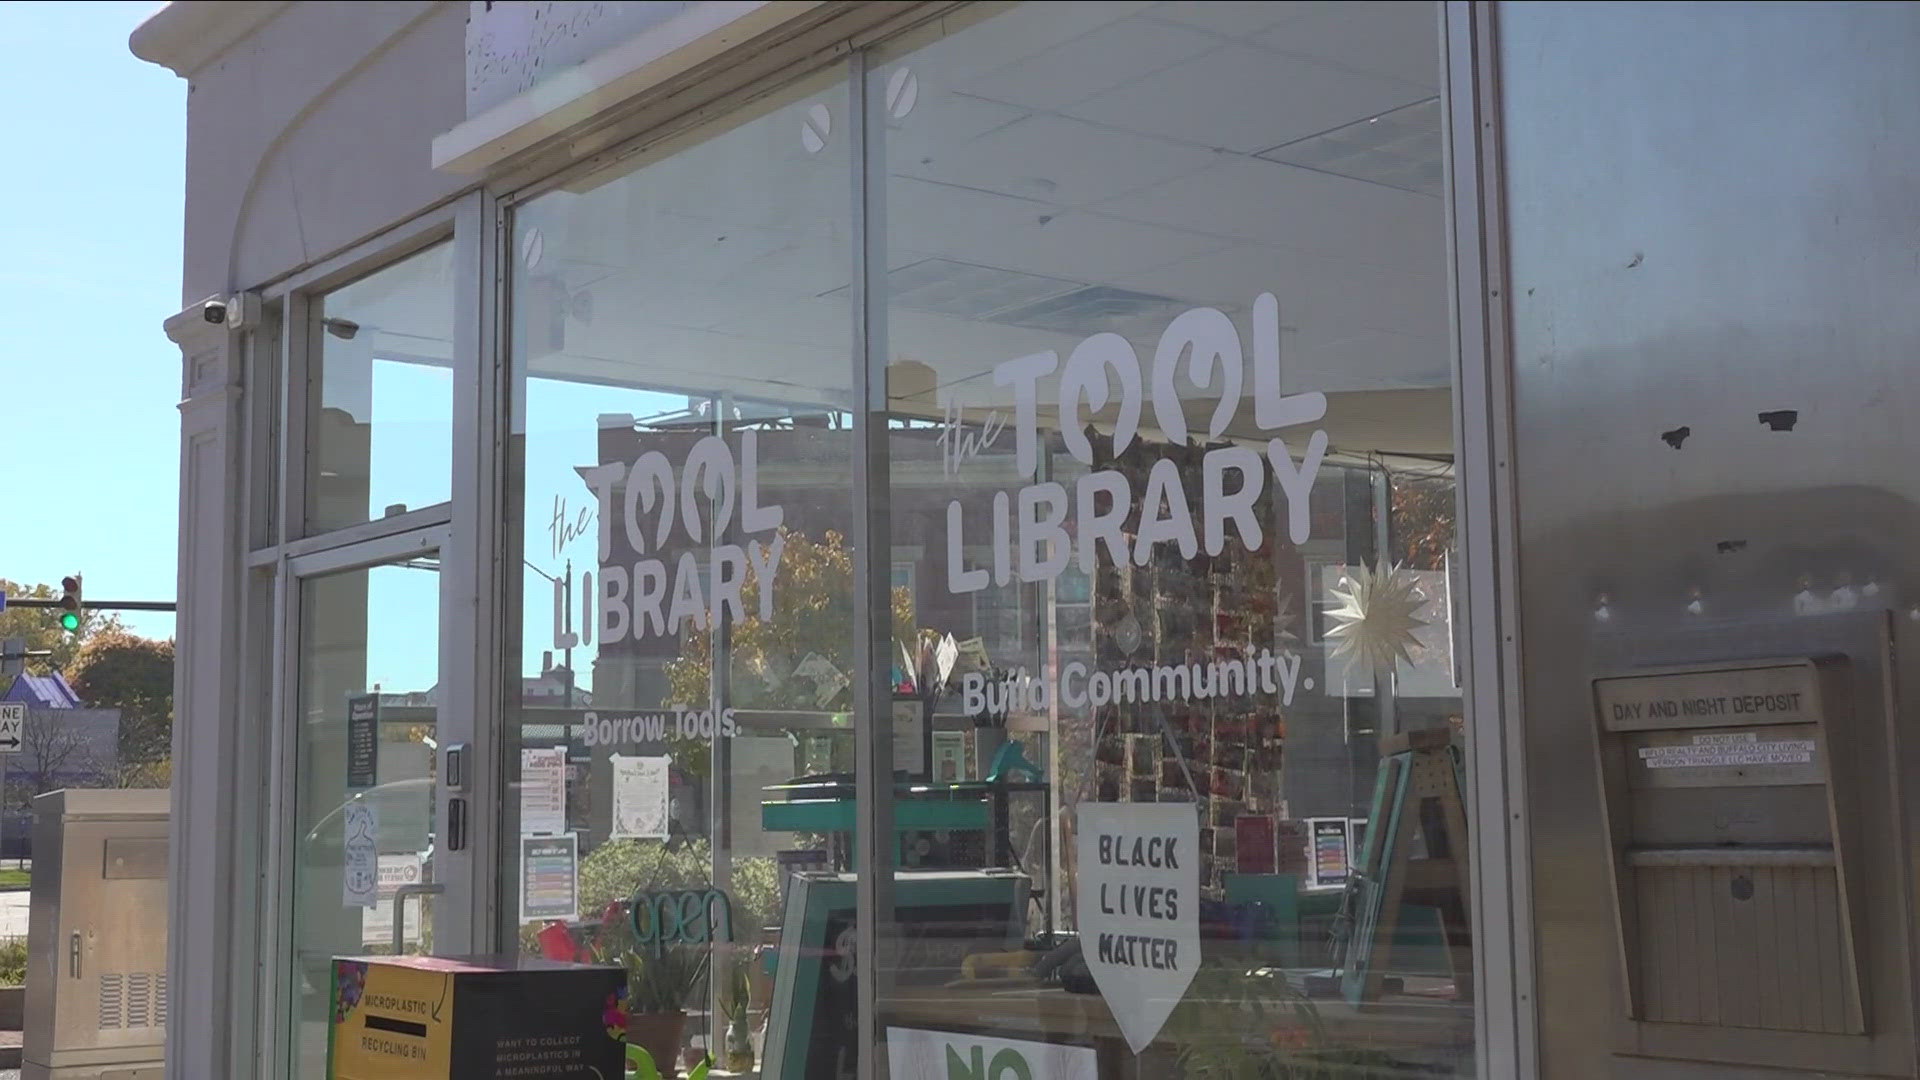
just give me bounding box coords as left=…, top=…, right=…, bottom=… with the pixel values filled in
left=3, top=672, right=123, bottom=792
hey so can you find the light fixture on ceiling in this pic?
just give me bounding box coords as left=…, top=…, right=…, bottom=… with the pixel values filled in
left=322, top=317, right=360, bottom=340
left=824, top=258, right=1191, bottom=339
left=1256, top=97, right=1444, bottom=197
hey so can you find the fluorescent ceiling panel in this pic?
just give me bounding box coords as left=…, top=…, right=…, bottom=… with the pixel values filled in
left=1258, top=97, right=1443, bottom=197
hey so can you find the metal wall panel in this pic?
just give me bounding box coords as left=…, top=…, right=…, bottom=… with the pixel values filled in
left=1497, top=2, right=1920, bottom=1076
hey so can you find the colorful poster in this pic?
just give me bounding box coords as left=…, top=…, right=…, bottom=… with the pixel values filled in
left=342, top=801, right=379, bottom=909
left=519, top=833, right=580, bottom=924
left=1310, top=817, right=1351, bottom=888
left=610, top=755, right=671, bottom=839
left=1075, top=803, right=1200, bottom=1054
left=519, top=747, right=567, bottom=836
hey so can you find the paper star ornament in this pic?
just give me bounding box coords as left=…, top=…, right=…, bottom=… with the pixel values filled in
left=1324, top=562, right=1428, bottom=673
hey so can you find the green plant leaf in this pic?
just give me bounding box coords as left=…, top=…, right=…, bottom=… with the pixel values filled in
left=687, top=1053, right=712, bottom=1080
left=626, top=1043, right=660, bottom=1080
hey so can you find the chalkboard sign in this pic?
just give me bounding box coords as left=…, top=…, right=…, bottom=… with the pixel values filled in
left=346, top=694, right=379, bottom=789
left=761, top=871, right=1029, bottom=1079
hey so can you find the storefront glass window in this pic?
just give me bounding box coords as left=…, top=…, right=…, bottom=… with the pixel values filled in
left=866, top=3, right=1467, bottom=1075
left=500, top=3, right=1467, bottom=1075
left=307, top=241, right=456, bottom=533
left=502, top=69, right=857, bottom=1077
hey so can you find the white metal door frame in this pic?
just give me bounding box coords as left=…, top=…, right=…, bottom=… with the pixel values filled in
left=247, top=187, right=494, bottom=1078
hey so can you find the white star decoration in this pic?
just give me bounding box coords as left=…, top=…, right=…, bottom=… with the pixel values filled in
left=1273, top=591, right=1300, bottom=646
left=1325, top=562, right=1428, bottom=673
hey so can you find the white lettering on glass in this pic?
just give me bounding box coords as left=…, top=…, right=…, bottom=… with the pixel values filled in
left=559, top=431, right=788, bottom=646
left=945, top=293, right=1328, bottom=594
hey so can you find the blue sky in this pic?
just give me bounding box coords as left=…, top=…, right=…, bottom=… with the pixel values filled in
left=0, top=2, right=181, bottom=641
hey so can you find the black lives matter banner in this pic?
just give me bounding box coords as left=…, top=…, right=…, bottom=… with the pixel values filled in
left=1075, top=803, right=1200, bottom=1054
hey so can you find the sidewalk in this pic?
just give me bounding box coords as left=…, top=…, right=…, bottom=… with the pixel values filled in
left=0, top=893, right=23, bottom=940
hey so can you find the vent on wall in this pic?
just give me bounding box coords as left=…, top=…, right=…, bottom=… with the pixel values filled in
left=98, top=971, right=168, bottom=1031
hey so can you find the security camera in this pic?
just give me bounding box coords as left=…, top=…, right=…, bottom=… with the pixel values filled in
left=202, top=298, right=228, bottom=324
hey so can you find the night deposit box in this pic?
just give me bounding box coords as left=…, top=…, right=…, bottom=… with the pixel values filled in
left=1592, top=657, right=1864, bottom=1035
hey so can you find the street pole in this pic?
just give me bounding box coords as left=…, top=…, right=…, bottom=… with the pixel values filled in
left=562, top=559, right=574, bottom=703
left=0, top=599, right=177, bottom=612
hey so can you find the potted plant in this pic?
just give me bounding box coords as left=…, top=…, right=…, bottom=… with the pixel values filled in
left=716, top=955, right=755, bottom=1072
left=621, top=945, right=707, bottom=1079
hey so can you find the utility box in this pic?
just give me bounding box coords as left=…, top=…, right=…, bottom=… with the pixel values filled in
left=1593, top=658, right=1864, bottom=1035
left=23, top=789, right=170, bottom=1080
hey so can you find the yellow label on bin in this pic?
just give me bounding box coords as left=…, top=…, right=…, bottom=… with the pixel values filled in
left=329, top=959, right=457, bottom=1079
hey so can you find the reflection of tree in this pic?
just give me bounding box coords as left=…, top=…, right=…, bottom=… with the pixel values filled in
left=1389, top=472, right=1456, bottom=571
left=67, top=631, right=173, bottom=768
left=6, top=713, right=108, bottom=812
left=662, top=528, right=913, bottom=773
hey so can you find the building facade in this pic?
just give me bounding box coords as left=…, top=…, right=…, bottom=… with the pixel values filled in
left=134, top=2, right=1920, bottom=1078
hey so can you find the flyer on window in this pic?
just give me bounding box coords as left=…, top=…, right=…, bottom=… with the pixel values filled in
left=610, top=755, right=670, bottom=839
left=520, top=746, right=567, bottom=836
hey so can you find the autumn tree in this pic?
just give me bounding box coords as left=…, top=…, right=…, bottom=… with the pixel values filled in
left=1388, top=472, right=1457, bottom=570
left=662, top=528, right=913, bottom=775
left=67, top=631, right=174, bottom=768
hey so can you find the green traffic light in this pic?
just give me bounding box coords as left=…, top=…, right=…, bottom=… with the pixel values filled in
left=59, top=611, right=80, bottom=632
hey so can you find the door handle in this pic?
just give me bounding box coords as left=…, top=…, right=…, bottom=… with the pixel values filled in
left=69, top=931, right=80, bottom=978
left=392, top=883, right=446, bottom=955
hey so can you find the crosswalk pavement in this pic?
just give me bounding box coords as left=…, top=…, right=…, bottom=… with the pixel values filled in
left=0, top=892, right=25, bottom=940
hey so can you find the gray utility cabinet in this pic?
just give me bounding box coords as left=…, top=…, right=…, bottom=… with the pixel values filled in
left=24, top=789, right=169, bottom=1080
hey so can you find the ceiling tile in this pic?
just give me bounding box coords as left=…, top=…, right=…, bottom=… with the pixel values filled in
left=951, top=9, right=1217, bottom=111
left=1110, top=242, right=1446, bottom=342
left=1258, top=0, right=1442, bottom=92
left=898, top=112, right=1222, bottom=207
left=1066, top=42, right=1428, bottom=153
left=1145, top=0, right=1314, bottom=39
left=1090, top=157, right=1438, bottom=270
left=896, top=2, right=1156, bottom=83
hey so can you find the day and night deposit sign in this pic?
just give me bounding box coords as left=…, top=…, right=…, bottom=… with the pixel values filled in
left=1596, top=661, right=1822, bottom=732
left=1595, top=660, right=1829, bottom=788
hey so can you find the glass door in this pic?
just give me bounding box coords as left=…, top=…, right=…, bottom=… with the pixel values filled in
left=284, top=532, right=454, bottom=1078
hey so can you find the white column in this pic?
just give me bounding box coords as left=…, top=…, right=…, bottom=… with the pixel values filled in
left=164, top=296, right=250, bottom=1079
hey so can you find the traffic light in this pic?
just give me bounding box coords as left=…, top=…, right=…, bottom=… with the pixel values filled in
left=58, top=574, right=82, bottom=632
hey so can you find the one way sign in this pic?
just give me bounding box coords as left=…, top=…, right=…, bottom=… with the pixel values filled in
left=0, top=703, right=23, bottom=754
